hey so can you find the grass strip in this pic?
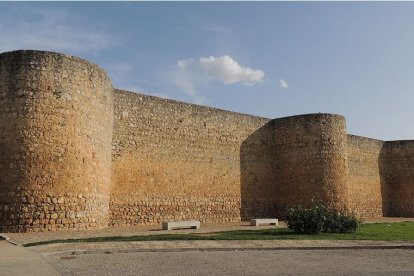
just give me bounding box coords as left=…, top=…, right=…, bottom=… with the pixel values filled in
left=24, top=222, right=414, bottom=247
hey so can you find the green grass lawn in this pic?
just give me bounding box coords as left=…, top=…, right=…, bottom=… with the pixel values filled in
left=24, top=222, right=414, bottom=247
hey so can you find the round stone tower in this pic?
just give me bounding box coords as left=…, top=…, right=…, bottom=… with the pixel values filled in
left=0, top=50, right=114, bottom=232
left=272, top=113, right=349, bottom=210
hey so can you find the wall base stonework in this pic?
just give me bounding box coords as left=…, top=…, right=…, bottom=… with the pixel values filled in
left=109, top=195, right=241, bottom=226
left=0, top=189, right=109, bottom=232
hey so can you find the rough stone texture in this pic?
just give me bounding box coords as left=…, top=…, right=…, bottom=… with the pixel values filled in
left=239, top=120, right=276, bottom=220
left=347, top=135, right=386, bottom=217
left=272, top=114, right=349, bottom=213
left=346, top=137, right=414, bottom=218
left=383, top=141, right=414, bottom=217
left=0, top=50, right=413, bottom=232
left=110, top=90, right=269, bottom=225
left=0, top=50, right=114, bottom=232
left=240, top=114, right=349, bottom=219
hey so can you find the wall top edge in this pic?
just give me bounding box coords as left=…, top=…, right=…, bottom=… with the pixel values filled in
left=2, top=50, right=410, bottom=143
left=271, top=112, right=345, bottom=122
left=115, top=89, right=347, bottom=124
left=0, top=50, right=109, bottom=77
left=114, top=88, right=271, bottom=121
left=347, top=134, right=414, bottom=144
left=347, top=134, right=385, bottom=143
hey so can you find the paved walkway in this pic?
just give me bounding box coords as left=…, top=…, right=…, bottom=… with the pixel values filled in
left=32, top=239, right=414, bottom=256
left=0, top=240, right=60, bottom=276
left=1, top=217, right=413, bottom=276
left=44, top=248, right=414, bottom=276
left=1, top=239, right=413, bottom=276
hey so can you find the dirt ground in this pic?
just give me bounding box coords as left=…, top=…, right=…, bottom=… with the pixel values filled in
left=44, top=248, right=414, bottom=276
left=4, top=217, right=414, bottom=245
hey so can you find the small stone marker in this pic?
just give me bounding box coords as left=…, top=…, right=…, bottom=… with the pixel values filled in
left=250, top=218, right=278, bottom=226
left=162, top=220, right=201, bottom=230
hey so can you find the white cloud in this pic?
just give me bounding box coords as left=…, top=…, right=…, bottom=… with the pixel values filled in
left=178, top=55, right=265, bottom=85
left=280, top=79, right=289, bottom=89
left=174, top=55, right=264, bottom=104
left=0, top=8, right=118, bottom=54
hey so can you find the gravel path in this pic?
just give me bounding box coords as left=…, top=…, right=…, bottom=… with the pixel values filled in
left=31, top=239, right=414, bottom=255
left=44, top=248, right=414, bottom=276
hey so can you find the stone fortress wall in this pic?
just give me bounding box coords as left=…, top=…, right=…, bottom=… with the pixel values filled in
left=0, top=50, right=413, bottom=232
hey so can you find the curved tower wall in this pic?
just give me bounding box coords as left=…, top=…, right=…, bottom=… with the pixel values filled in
left=346, top=135, right=386, bottom=217
left=0, top=51, right=114, bottom=232
left=272, top=114, right=349, bottom=211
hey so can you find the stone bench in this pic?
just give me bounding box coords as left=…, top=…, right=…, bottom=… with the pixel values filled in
left=250, top=218, right=278, bottom=226
left=162, top=220, right=201, bottom=230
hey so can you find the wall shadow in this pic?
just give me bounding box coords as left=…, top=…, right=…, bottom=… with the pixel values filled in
left=240, top=120, right=278, bottom=221
left=380, top=141, right=414, bottom=217
left=379, top=145, right=391, bottom=217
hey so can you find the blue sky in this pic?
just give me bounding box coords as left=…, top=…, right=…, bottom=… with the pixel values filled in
left=1, top=2, right=414, bottom=140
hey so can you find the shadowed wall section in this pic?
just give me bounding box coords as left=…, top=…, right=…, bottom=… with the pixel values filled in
left=0, top=51, right=113, bottom=232
left=240, top=121, right=276, bottom=220
left=347, top=135, right=386, bottom=217
left=383, top=141, right=414, bottom=216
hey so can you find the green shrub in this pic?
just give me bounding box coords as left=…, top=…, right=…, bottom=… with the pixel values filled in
left=323, top=208, right=361, bottom=233
left=286, top=199, right=362, bottom=234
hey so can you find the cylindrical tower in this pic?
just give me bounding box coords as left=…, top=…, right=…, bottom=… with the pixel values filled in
left=0, top=50, right=114, bottom=232
left=272, top=113, right=349, bottom=212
